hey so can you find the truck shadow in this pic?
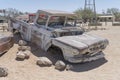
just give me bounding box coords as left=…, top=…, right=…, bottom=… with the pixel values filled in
left=69, top=58, right=107, bottom=72
left=13, top=33, right=108, bottom=72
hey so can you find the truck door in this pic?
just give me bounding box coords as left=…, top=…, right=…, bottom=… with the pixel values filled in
left=31, top=26, right=52, bottom=51
left=20, top=22, right=31, bottom=41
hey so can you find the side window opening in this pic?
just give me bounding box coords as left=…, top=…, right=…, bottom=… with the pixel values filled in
left=37, top=14, right=48, bottom=25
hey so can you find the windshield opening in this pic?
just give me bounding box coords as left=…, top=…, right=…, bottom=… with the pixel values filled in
left=48, top=16, right=76, bottom=28
left=36, top=14, right=48, bottom=25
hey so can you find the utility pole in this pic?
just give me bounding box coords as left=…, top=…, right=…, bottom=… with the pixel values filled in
left=84, top=0, right=97, bottom=30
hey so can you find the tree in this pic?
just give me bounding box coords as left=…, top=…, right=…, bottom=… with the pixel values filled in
left=5, top=8, right=24, bottom=17
left=74, top=8, right=83, bottom=19
left=106, top=8, right=119, bottom=15
left=106, top=8, right=120, bottom=20
left=102, top=9, right=106, bottom=14
left=74, top=8, right=95, bottom=22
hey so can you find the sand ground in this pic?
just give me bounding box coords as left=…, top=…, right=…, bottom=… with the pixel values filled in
left=0, top=25, right=120, bottom=80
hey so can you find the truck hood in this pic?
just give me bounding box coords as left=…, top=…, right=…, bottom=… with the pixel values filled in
left=52, top=34, right=109, bottom=51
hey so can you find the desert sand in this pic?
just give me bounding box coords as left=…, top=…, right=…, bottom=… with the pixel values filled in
left=0, top=25, right=120, bottom=80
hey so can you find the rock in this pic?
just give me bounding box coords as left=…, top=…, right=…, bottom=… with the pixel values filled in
left=23, top=50, right=31, bottom=59
left=16, top=51, right=26, bottom=59
left=18, top=46, right=27, bottom=51
left=37, top=57, right=52, bottom=66
left=55, top=60, right=66, bottom=70
left=18, top=40, right=27, bottom=46
left=0, top=67, right=8, bottom=77
left=66, top=64, right=73, bottom=71
left=26, top=46, right=31, bottom=51
left=18, top=46, right=31, bottom=51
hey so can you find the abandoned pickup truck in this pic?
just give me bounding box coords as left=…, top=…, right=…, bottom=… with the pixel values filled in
left=9, top=10, right=109, bottom=63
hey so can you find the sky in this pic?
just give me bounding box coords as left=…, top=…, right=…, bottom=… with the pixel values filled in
left=0, top=0, right=120, bottom=13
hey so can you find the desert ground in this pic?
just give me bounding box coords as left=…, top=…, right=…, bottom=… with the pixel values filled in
left=0, top=25, right=120, bottom=80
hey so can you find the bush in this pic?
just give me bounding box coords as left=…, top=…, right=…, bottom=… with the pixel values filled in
left=88, top=23, right=102, bottom=26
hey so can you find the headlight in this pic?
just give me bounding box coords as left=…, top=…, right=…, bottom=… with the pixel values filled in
left=72, top=50, right=79, bottom=55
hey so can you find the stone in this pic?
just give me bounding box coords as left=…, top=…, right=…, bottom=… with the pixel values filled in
left=66, top=64, right=73, bottom=71
left=37, top=57, right=52, bottom=66
left=23, top=50, right=31, bottom=58
left=18, top=40, right=27, bottom=46
left=55, top=60, right=66, bottom=70
left=18, top=46, right=31, bottom=51
left=16, top=51, right=26, bottom=59
left=0, top=67, right=8, bottom=77
left=18, top=46, right=27, bottom=51
left=26, top=46, right=31, bottom=51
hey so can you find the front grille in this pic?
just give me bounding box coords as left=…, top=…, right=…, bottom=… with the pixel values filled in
left=74, top=43, right=106, bottom=59
left=89, top=44, right=105, bottom=52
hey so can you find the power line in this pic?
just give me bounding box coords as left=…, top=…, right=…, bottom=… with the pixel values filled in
left=84, top=0, right=97, bottom=22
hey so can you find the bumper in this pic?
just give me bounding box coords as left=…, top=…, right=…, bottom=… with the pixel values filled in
left=67, top=51, right=105, bottom=63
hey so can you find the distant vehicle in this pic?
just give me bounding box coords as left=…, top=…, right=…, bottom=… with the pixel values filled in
left=28, top=13, right=36, bottom=23
left=9, top=10, right=109, bottom=63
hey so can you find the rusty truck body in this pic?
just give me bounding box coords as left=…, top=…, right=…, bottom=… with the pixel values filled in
left=9, top=10, right=109, bottom=63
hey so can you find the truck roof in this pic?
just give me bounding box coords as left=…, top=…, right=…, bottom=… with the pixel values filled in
left=38, top=10, right=76, bottom=16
